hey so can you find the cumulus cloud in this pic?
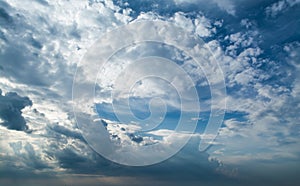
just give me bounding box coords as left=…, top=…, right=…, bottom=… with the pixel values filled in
left=0, top=89, right=32, bottom=131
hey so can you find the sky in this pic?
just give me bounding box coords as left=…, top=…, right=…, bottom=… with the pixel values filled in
left=0, top=0, right=300, bottom=185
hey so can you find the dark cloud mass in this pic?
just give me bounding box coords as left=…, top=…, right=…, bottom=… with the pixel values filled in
left=0, top=89, right=32, bottom=131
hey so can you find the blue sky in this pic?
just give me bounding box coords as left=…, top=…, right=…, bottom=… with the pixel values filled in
left=0, top=0, right=300, bottom=185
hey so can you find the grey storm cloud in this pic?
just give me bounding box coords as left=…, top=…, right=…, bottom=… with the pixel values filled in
left=0, top=89, right=32, bottom=131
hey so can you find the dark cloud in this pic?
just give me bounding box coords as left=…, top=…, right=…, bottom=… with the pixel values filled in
left=48, top=123, right=84, bottom=141
left=49, top=136, right=235, bottom=184
left=0, top=6, right=13, bottom=24
left=0, top=89, right=32, bottom=131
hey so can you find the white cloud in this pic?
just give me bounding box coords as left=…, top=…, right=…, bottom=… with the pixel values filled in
left=170, top=11, right=215, bottom=37
left=266, top=0, right=300, bottom=17
left=172, top=12, right=195, bottom=33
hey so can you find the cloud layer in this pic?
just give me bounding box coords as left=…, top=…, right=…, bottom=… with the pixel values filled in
left=0, top=0, right=300, bottom=185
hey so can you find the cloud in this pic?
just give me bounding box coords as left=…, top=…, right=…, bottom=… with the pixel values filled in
left=0, top=0, right=216, bottom=178
left=0, top=0, right=300, bottom=185
left=0, top=138, right=234, bottom=186
left=173, top=0, right=236, bottom=15
left=0, top=89, right=32, bottom=131
left=0, top=0, right=134, bottom=176
left=265, top=0, right=300, bottom=17
left=209, top=40, right=300, bottom=169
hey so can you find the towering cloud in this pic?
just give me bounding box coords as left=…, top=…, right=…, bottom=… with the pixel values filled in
left=0, top=89, right=32, bottom=131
